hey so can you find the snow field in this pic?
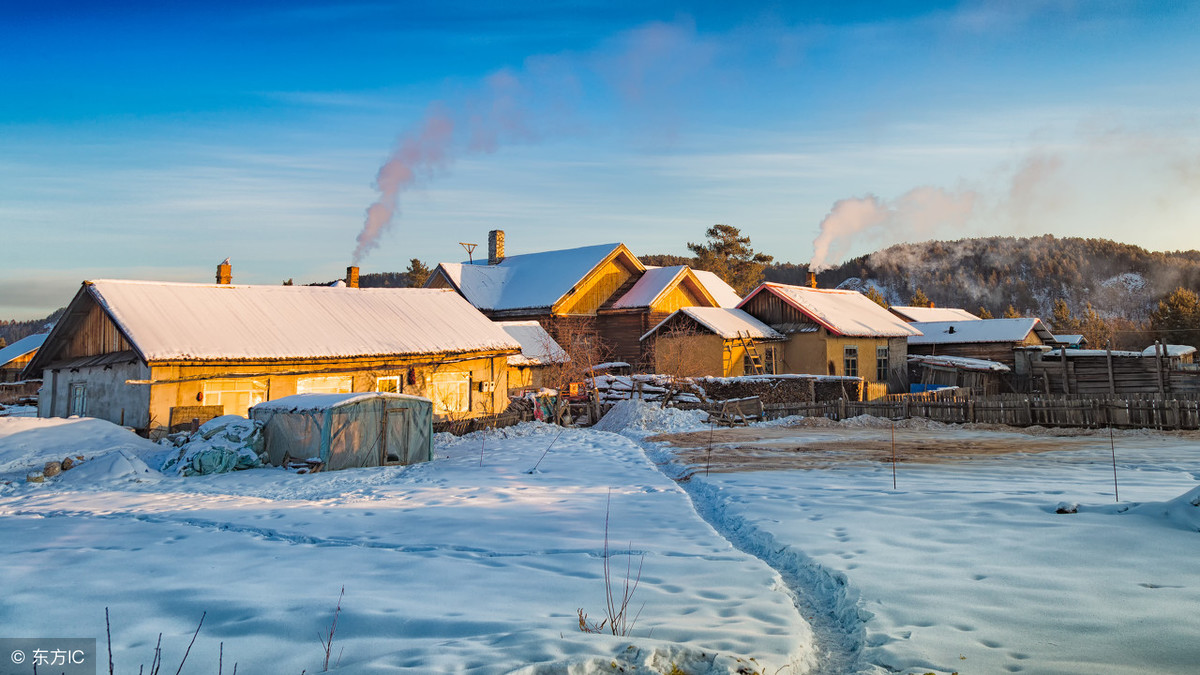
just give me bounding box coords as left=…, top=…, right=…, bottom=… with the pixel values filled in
left=638, top=422, right=1200, bottom=675
left=0, top=417, right=814, bottom=674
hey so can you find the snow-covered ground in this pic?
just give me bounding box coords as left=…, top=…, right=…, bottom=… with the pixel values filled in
left=633, top=414, right=1200, bottom=675
left=0, top=416, right=811, bottom=674
left=3, top=407, right=1199, bottom=674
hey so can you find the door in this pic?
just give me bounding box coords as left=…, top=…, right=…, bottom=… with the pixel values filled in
left=384, top=409, right=408, bottom=465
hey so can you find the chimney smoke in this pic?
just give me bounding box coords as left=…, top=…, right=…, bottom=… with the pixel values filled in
left=345, top=266, right=360, bottom=289
left=216, top=258, right=232, bottom=285
left=488, top=230, right=505, bottom=265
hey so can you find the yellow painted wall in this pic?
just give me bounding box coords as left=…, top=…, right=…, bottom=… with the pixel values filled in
left=649, top=280, right=708, bottom=315
left=775, top=330, right=894, bottom=400
left=147, top=353, right=511, bottom=432
left=555, top=257, right=636, bottom=316
left=652, top=334, right=724, bottom=377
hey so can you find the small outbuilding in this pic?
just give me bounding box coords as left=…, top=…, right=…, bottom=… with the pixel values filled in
left=496, top=320, right=570, bottom=392
left=2, top=333, right=48, bottom=383
left=250, top=392, right=433, bottom=471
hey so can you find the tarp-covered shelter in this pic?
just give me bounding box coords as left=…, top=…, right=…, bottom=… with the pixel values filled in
left=250, top=392, right=433, bottom=471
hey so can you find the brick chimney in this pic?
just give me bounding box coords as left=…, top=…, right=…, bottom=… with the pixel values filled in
left=216, top=258, right=232, bottom=284
left=345, top=266, right=360, bottom=288
left=807, top=271, right=817, bottom=288
left=488, top=229, right=505, bottom=265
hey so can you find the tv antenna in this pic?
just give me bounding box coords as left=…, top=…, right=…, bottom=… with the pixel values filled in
left=459, top=242, right=478, bottom=264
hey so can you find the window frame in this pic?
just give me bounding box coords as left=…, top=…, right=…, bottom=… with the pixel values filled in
left=843, top=345, right=859, bottom=378
left=430, top=371, right=472, bottom=415
left=876, top=345, right=890, bottom=383
left=376, top=375, right=402, bottom=393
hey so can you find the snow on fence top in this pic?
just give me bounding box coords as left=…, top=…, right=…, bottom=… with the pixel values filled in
left=436, top=243, right=624, bottom=311
left=889, top=305, right=981, bottom=322
left=85, top=280, right=522, bottom=362
left=495, top=321, right=569, bottom=366
left=0, top=333, right=48, bottom=367
left=743, top=283, right=922, bottom=338
left=641, top=307, right=784, bottom=341
left=908, top=318, right=1053, bottom=345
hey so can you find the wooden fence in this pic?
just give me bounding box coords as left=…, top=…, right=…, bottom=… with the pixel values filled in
left=764, top=391, right=1200, bottom=431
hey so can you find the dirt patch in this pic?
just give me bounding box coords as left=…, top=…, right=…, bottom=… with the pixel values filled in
left=648, top=426, right=1099, bottom=473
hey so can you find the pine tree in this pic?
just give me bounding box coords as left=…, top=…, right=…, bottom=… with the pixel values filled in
left=1050, top=299, right=1079, bottom=334
left=909, top=288, right=932, bottom=308
left=1003, top=305, right=1021, bottom=319
left=864, top=286, right=888, bottom=308
left=405, top=259, right=431, bottom=288
left=1078, top=302, right=1112, bottom=348
left=1149, top=287, right=1200, bottom=348
left=686, top=224, right=773, bottom=295
left=977, top=307, right=994, bottom=319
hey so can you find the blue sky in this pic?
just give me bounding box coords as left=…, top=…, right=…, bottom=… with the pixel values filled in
left=3, top=1, right=1200, bottom=318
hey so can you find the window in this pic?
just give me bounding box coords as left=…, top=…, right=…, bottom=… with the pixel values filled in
left=764, top=346, right=777, bottom=375
left=376, top=376, right=402, bottom=393
left=843, top=346, right=859, bottom=378
left=876, top=345, right=890, bottom=383
left=202, top=379, right=268, bottom=416
left=69, top=383, right=87, bottom=417
left=296, top=375, right=353, bottom=395
left=430, top=372, right=471, bottom=415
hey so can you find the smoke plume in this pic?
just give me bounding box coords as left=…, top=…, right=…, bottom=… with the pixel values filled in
left=809, top=186, right=978, bottom=271
left=350, top=19, right=720, bottom=263
left=353, top=110, right=454, bottom=265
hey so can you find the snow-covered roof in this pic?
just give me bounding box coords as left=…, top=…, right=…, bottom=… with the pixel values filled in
left=908, top=318, right=1054, bottom=345
left=1053, top=334, right=1086, bottom=345
left=641, top=307, right=785, bottom=341
left=59, top=281, right=521, bottom=363
left=908, top=354, right=1011, bottom=373
left=741, top=283, right=921, bottom=338
left=612, top=266, right=690, bottom=309
left=434, top=243, right=629, bottom=312
left=1141, top=344, right=1197, bottom=358
left=692, top=270, right=742, bottom=308
left=496, top=321, right=569, bottom=367
left=890, top=306, right=980, bottom=323
left=251, top=392, right=431, bottom=413
left=0, top=333, right=48, bottom=367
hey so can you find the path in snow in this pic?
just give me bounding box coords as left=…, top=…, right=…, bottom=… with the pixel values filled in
left=631, top=432, right=869, bottom=675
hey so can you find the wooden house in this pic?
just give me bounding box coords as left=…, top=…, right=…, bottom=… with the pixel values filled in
left=495, top=320, right=569, bottom=392
left=907, top=318, right=1056, bottom=370
left=25, top=276, right=521, bottom=436
left=641, top=307, right=785, bottom=377
left=889, top=306, right=980, bottom=323
left=427, top=231, right=740, bottom=366
left=1, top=333, right=47, bottom=383
left=737, top=283, right=921, bottom=399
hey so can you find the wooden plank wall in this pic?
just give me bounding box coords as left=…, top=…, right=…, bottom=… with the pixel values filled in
left=1030, top=355, right=1177, bottom=395
left=763, top=391, right=1200, bottom=430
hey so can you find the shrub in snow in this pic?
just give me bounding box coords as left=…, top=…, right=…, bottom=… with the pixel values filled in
left=162, top=415, right=266, bottom=476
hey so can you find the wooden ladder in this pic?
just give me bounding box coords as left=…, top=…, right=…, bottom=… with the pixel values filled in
left=737, top=331, right=766, bottom=375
